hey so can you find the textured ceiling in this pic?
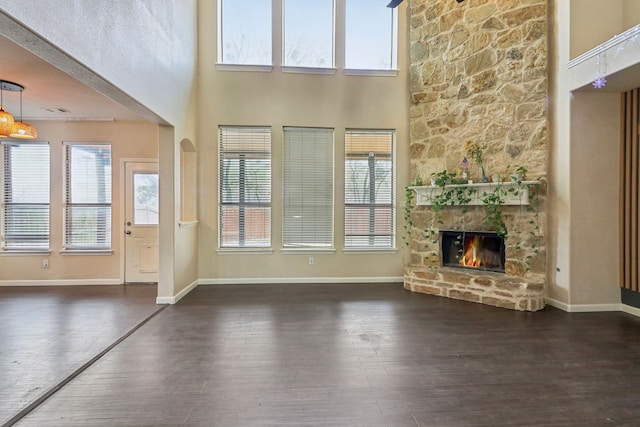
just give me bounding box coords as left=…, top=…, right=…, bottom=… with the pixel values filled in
left=0, top=35, right=146, bottom=122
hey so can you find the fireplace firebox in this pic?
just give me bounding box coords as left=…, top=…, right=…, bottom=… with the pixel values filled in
left=440, top=231, right=505, bottom=273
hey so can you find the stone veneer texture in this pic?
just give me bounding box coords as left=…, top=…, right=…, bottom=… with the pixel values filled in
left=405, top=0, right=548, bottom=311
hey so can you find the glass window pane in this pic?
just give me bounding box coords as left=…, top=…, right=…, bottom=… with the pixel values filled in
left=134, top=173, right=159, bottom=225
left=346, top=0, right=397, bottom=70
left=65, top=144, right=112, bottom=250
left=68, top=145, right=112, bottom=204
left=219, top=126, right=272, bottom=248
left=283, top=0, right=334, bottom=68
left=65, top=206, right=112, bottom=248
left=220, top=0, right=272, bottom=65
left=344, top=130, right=395, bottom=249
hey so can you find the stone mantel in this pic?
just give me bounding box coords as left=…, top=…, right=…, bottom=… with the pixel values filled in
left=408, top=181, right=539, bottom=206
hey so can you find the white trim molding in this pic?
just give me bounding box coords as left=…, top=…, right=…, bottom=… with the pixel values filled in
left=156, top=279, right=198, bottom=304
left=199, top=277, right=404, bottom=286
left=546, top=297, right=640, bottom=318
left=0, top=279, right=121, bottom=286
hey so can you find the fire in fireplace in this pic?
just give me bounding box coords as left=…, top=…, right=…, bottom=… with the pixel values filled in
left=440, top=231, right=505, bottom=273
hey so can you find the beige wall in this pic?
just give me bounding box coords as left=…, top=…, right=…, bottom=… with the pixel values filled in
left=570, top=92, right=621, bottom=305
left=548, top=0, right=572, bottom=304
left=551, top=1, right=629, bottom=308
left=569, top=0, right=640, bottom=59
left=196, top=1, right=409, bottom=282
left=0, top=121, right=158, bottom=283
left=570, top=0, right=623, bottom=59
left=623, top=0, right=640, bottom=29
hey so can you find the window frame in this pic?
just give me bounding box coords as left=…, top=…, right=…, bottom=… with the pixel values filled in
left=63, top=142, right=113, bottom=252
left=344, top=129, right=396, bottom=250
left=1, top=141, right=50, bottom=252
left=218, top=126, right=272, bottom=249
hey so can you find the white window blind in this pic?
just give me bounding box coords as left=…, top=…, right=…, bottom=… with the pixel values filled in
left=345, top=129, right=395, bottom=248
left=219, top=126, right=272, bottom=248
left=283, top=0, right=335, bottom=68
left=219, top=0, right=272, bottom=65
left=1, top=142, right=50, bottom=250
left=64, top=144, right=112, bottom=250
left=345, top=0, right=397, bottom=70
left=283, top=127, right=334, bottom=248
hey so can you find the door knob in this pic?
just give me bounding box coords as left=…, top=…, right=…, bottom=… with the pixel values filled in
left=125, top=230, right=132, bottom=235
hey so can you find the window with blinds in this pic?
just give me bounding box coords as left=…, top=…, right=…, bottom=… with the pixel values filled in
left=344, top=129, right=395, bottom=248
left=283, top=127, right=334, bottom=248
left=219, top=126, right=272, bottom=248
left=1, top=142, right=50, bottom=250
left=64, top=143, right=112, bottom=250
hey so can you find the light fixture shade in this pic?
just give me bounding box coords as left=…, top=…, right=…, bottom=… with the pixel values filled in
left=9, top=121, right=38, bottom=139
left=0, top=106, right=15, bottom=137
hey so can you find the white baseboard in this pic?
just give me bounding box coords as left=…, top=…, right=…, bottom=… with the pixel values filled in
left=621, top=304, right=640, bottom=317
left=0, top=279, right=121, bottom=286
left=156, top=279, right=199, bottom=304
left=198, top=276, right=404, bottom=286
left=546, top=297, right=640, bottom=317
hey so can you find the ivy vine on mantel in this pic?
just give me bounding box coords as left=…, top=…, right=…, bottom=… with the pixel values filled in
left=404, top=166, right=542, bottom=272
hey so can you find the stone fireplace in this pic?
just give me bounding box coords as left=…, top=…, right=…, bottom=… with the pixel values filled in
left=404, top=0, right=547, bottom=311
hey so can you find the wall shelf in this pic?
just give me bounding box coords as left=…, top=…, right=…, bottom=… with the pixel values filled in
left=408, top=181, right=539, bottom=206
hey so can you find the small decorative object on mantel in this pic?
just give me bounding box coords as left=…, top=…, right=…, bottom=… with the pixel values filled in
left=460, top=156, right=470, bottom=183
left=466, top=142, right=488, bottom=183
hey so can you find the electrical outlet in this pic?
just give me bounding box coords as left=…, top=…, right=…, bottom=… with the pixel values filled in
left=308, top=257, right=315, bottom=266
left=42, top=259, right=49, bottom=268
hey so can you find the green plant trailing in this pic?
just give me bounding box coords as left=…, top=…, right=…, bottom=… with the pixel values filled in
left=406, top=164, right=542, bottom=274
left=402, top=176, right=421, bottom=247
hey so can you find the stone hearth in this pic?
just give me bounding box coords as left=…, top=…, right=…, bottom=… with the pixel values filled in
left=405, top=267, right=544, bottom=312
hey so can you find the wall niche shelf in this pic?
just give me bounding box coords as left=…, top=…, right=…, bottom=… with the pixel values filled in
left=408, top=181, right=539, bottom=206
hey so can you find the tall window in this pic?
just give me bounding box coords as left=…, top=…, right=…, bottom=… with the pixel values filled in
left=64, top=144, right=112, bottom=250
left=1, top=142, right=50, bottom=250
left=283, top=127, right=334, bottom=248
left=345, top=0, right=397, bottom=70
left=283, top=0, right=334, bottom=68
left=219, top=126, right=272, bottom=248
left=344, top=129, right=395, bottom=248
left=218, top=0, right=272, bottom=65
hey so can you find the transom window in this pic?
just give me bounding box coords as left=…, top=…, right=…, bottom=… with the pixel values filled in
left=344, top=129, right=395, bottom=248
left=1, top=141, right=50, bottom=250
left=345, top=0, right=398, bottom=70
left=283, top=0, right=335, bottom=68
left=218, top=126, right=272, bottom=248
left=218, top=0, right=272, bottom=65
left=217, top=0, right=397, bottom=72
left=64, top=143, right=112, bottom=250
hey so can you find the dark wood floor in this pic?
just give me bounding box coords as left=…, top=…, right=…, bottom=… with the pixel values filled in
left=0, top=284, right=160, bottom=427
left=4, top=283, right=640, bottom=426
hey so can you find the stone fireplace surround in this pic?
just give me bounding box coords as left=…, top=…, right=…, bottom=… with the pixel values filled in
left=405, top=0, right=548, bottom=312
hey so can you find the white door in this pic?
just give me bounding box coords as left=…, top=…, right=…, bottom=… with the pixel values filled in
left=124, top=162, right=159, bottom=283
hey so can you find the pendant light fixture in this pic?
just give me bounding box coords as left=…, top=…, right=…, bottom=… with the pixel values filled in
left=0, top=79, right=38, bottom=139
left=0, top=82, right=14, bottom=138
